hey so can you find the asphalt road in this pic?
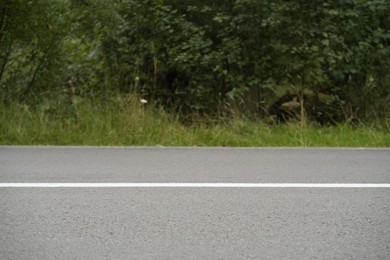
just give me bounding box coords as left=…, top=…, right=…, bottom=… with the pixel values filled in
left=1, top=146, right=390, bottom=259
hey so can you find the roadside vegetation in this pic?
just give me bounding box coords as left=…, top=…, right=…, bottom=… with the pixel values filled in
left=1, top=1, right=389, bottom=146
left=1, top=96, right=389, bottom=146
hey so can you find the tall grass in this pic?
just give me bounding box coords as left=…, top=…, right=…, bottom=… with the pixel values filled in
left=1, top=96, right=389, bottom=147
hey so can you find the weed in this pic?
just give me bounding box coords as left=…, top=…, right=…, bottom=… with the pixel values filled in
left=1, top=97, right=389, bottom=147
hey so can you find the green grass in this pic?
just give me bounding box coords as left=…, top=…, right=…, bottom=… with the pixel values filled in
left=1, top=97, right=389, bottom=147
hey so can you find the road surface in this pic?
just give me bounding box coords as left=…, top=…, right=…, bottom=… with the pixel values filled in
left=1, top=146, right=389, bottom=259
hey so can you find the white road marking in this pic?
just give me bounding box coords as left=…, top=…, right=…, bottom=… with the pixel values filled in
left=0, top=183, right=390, bottom=188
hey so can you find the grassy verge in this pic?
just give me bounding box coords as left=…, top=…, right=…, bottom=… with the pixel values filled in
left=1, top=97, right=389, bottom=147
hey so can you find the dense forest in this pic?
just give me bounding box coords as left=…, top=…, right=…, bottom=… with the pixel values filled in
left=1, top=0, right=389, bottom=125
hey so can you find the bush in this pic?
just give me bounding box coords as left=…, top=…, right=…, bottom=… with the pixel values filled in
left=1, top=0, right=389, bottom=123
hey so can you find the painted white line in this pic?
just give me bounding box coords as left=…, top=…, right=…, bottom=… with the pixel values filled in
left=0, top=183, right=390, bottom=188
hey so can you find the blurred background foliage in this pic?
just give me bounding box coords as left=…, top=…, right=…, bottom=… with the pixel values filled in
left=1, top=0, right=389, bottom=124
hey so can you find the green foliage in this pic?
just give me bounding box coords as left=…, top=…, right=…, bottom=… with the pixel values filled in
left=1, top=0, right=389, bottom=124
left=238, top=0, right=390, bottom=123
left=0, top=0, right=70, bottom=101
left=100, top=0, right=248, bottom=114
left=1, top=99, right=389, bottom=146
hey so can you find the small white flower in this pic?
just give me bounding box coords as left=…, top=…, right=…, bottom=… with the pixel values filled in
left=140, top=99, right=148, bottom=104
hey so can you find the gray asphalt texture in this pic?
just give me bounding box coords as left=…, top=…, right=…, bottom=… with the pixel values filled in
left=1, top=146, right=390, bottom=259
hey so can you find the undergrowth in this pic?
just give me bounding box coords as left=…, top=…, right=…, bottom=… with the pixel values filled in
left=1, top=97, right=389, bottom=147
